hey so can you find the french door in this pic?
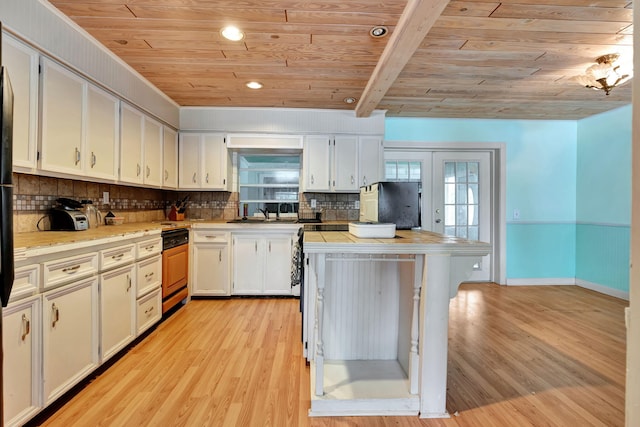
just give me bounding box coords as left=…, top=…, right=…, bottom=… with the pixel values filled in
left=385, top=150, right=493, bottom=282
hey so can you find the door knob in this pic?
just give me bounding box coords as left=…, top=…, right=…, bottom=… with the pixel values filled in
left=435, top=219, right=442, bottom=223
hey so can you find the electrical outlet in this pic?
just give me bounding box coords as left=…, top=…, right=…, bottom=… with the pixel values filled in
left=103, top=191, right=110, bottom=205
left=310, top=199, right=317, bottom=209
left=355, top=200, right=360, bottom=209
left=513, top=209, right=520, bottom=220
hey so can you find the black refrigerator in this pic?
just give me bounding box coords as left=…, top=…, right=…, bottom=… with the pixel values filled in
left=0, top=22, right=16, bottom=427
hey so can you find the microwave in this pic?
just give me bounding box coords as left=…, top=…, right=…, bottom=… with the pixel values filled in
left=359, top=182, right=421, bottom=230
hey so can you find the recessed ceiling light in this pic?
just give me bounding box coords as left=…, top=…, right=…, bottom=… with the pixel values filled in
left=246, top=81, right=263, bottom=89
left=221, top=26, right=244, bottom=41
left=343, top=97, right=357, bottom=104
left=369, top=26, right=388, bottom=38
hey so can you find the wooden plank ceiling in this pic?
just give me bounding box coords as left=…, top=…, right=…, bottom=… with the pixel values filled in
left=47, top=0, right=633, bottom=120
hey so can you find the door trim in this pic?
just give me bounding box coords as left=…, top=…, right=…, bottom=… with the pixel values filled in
left=385, top=141, right=506, bottom=285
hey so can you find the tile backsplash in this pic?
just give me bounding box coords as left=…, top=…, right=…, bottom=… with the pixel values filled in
left=12, top=173, right=361, bottom=233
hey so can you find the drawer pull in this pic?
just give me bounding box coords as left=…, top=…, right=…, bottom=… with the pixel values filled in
left=112, top=253, right=125, bottom=261
left=144, top=245, right=155, bottom=251
left=62, top=265, right=81, bottom=274
left=205, top=235, right=218, bottom=239
left=21, top=314, right=30, bottom=341
left=145, top=272, right=155, bottom=279
left=52, top=303, right=60, bottom=327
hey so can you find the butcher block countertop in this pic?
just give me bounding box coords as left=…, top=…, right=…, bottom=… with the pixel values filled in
left=304, top=229, right=490, bottom=256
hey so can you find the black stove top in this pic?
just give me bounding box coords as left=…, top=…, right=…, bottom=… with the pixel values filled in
left=303, top=223, right=349, bottom=232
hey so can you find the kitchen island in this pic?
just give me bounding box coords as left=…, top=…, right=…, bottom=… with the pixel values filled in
left=302, top=229, right=491, bottom=418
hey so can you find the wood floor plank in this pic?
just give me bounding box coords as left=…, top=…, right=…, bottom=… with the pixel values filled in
left=27, top=284, right=626, bottom=427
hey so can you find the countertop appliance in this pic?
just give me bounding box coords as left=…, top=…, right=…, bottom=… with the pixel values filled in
left=49, top=199, right=89, bottom=231
left=359, top=181, right=420, bottom=230
left=1, top=22, right=16, bottom=420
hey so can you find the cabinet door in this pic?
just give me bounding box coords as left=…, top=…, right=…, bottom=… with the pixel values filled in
left=2, top=34, right=38, bottom=171
left=100, top=265, right=136, bottom=362
left=192, top=243, right=229, bottom=296
left=85, top=84, right=119, bottom=180
left=163, top=127, right=178, bottom=188
left=42, top=278, right=99, bottom=405
left=143, top=116, right=163, bottom=187
left=232, top=235, right=264, bottom=294
left=263, top=234, right=293, bottom=295
left=3, top=295, right=41, bottom=427
left=303, top=136, right=331, bottom=191
left=179, top=133, right=201, bottom=189
left=40, top=58, right=85, bottom=175
left=358, top=136, right=382, bottom=187
left=120, top=103, right=144, bottom=184
left=333, top=135, right=359, bottom=192
left=202, top=133, right=226, bottom=189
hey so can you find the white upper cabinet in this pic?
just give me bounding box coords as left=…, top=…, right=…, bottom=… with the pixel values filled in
left=303, top=136, right=331, bottom=192
left=178, top=133, right=229, bottom=190
left=39, top=58, right=85, bottom=176
left=40, top=58, right=120, bottom=181
left=143, top=116, right=163, bottom=187
left=162, top=127, right=178, bottom=189
left=2, top=34, right=39, bottom=172
left=119, top=103, right=145, bottom=185
left=303, top=135, right=382, bottom=193
left=85, top=85, right=119, bottom=180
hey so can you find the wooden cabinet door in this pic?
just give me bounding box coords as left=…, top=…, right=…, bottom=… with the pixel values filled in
left=303, top=135, right=331, bottom=192
left=2, top=295, right=41, bottom=427
left=358, top=136, right=382, bottom=187
left=333, top=135, right=359, bottom=192
left=143, top=116, right=163, bottom=187
left=232, top=235, right=264, bottom=294
left=202, top=133, right=226, bottom=189
left=179, top=133, right=201, bottom=189
left=120, top=103, right=144, bottom=184
left=42, top=278, right=99, bottom=405
left=40, top=58, right=85, bottom=175
left=2, top=34, right=38, bottom=171
left=162, top=245, right=189, bottom=297
left=192, top=243, right=229, bottom=296
left=100, top=265, right=136, bottom=362
left=263, top=234, right=293, bottom=295
left=163, top=127, right=178, bottom=188
left=85, top=84, right=119, bottom=180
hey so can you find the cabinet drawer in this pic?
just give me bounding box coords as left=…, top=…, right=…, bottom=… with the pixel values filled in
left=99, top=244, right=135, bottom=271
left=42, top=252, right=99, bottom=290
left=10, top=264, right=40, bottom=302
left=136, top=288, right=161, bottom=335
left=136, top=255, right=161, bottom=297
left=193, top=230, right=228, bottom=243
left=136, top=237, right=162, bottom=259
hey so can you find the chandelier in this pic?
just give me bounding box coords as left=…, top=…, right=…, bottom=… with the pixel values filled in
left=572, top=53, right=632, bottom=95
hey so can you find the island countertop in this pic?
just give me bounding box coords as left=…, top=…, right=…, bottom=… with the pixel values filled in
left=303, top=229, right=490, bottom=256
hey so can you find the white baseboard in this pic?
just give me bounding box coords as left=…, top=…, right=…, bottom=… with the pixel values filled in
left=506, top=278, right=575, bottom=286
left=576, top=279, right=629, bottom=301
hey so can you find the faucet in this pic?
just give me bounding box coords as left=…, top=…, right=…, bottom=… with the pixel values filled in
left=259, top=208, right=269, bottom=220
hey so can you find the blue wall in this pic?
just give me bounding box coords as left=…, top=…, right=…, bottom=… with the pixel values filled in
left=576, top=106, right=631, bottom=292
left=385, top=110, right=631, bottom=292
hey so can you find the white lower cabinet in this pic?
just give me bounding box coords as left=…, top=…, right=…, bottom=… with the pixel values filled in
left=193, top=243, right=230, bottom=296
left=136, top=288, right=162, bottom=335
left=2, top=295, right=41, bottom=427
left=100, top=265, right=136, bottom=362
left=42, top=277, right=99, bottom=405
left=232, top=233, right=294, bottom=295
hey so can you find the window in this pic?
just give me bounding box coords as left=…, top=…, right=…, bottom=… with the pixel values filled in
left=384, top=160, right=421, bottom=182
left=238, top=154, right=300, bottom=217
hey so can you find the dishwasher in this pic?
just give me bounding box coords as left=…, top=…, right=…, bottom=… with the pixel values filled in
left=161, top=228, right=189, bottom=313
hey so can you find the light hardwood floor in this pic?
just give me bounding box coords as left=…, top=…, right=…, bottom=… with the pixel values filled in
left=27, top=284, right=626, bottom=427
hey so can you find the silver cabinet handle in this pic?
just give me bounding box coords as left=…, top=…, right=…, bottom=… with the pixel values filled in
left=219, top=250, right=222, bottom=262
left=363, top=176, right=367, bottom=186
left=255, top=241, right=258, bottom=252
left=165, top=170, right=169, bottom=181
left=144, top=306, right=154, bottom=316
left=145, top=272, right=155, bottom=279
left=144, top=245, right=155, bottom=252
left=351, top=175, right=355, bottom=184
left=126, top=275, right=132, bottom=292
left=192, top=172, right=197, bottom=183
left=21, top=314, right=30, bottom=341
left=112, top=253, right=124, bottom=260
left=137, top=163, right=141, bottom=176
left=62, top=265, right=81, bottom=274
left=311, top=174, right=314, bottom=184
left=206, top=173, right=209, bottom=183
left=269, top=242, right=272, bottom=252
left=75, top=147, right=81, bottom=165
left=52, top=303, right=60, bottom=327
left=91, top=152, right=96, bottom=168
left=146, top=165, right=151, bottom=178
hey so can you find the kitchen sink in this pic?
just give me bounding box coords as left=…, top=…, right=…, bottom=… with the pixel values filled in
left=226, top=218, right=299, bottom=224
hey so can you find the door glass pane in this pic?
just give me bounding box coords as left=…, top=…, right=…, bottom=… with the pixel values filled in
left=442, top=161, right=482, bottom=240
left=397, top=162, right=409, bottom=180
left=409, top=162, right=421, bottom=181
left=385, top=162, right=397, bottom=180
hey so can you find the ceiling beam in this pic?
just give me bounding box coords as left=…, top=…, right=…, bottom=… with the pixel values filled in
left=355, top=0, right=451, bottom=117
